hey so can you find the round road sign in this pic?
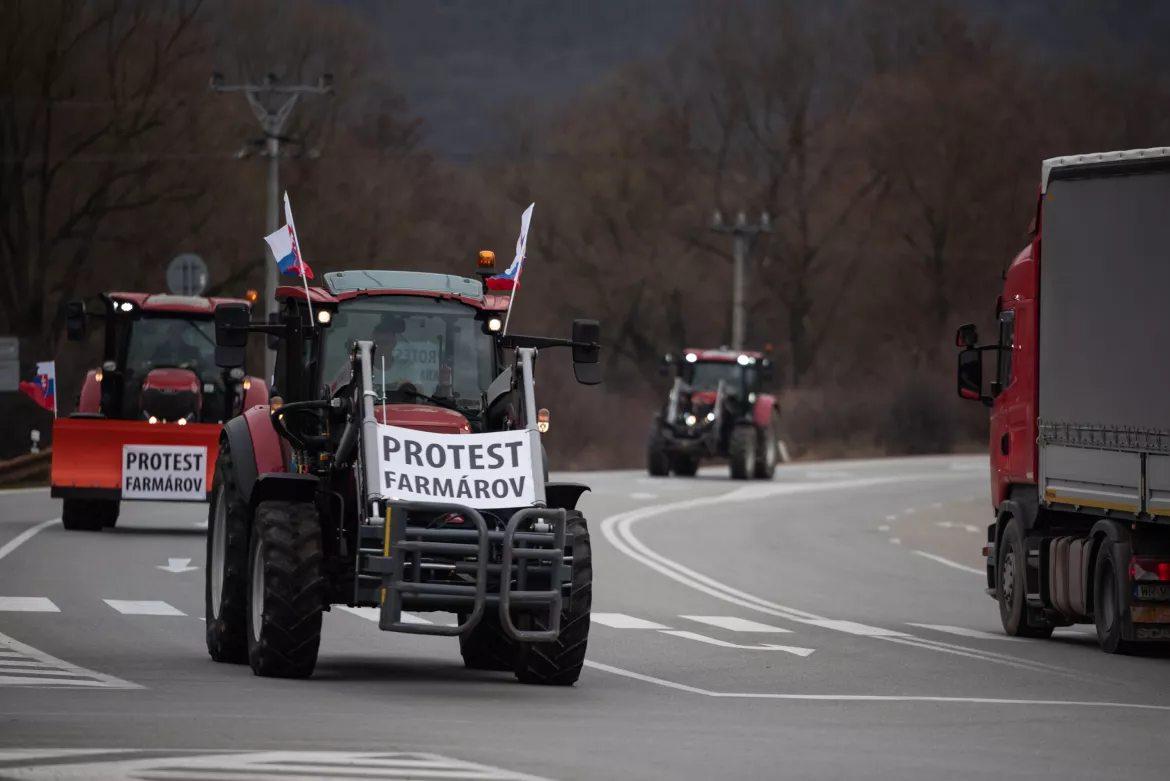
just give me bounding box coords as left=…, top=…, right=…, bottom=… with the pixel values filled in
left=166, top=253, right=209, bottom=297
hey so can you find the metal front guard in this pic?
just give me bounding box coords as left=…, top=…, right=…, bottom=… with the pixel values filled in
left=370, top=501, right=569, bottom=643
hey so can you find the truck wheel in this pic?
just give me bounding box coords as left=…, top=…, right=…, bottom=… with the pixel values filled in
left=205, top=442, right=251, bottom=664
left=728, top=425, right=755, bottom=480
left=647, top=434, right=670, bottom=477
left=100, top=502, right=121, bottom=529
left=672, top=454, right=700, bottom=477
left=61, top=499, right=107, bottom=531
left=513, top=511, right=592, bottom=686
left=458, top=612, right=515, bottom=671
left=1093, top=540, right=1136, bottom=655
left=752, top=411, right=779, bottom=480
left=246, top=499, right=325, bottom=678
left=997, top=517, right=1053, bottom=639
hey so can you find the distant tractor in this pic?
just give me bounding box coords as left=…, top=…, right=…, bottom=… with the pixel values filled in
left=647, top=346, right=786, bottom=480
left=50, top=292, right=267, bottom=531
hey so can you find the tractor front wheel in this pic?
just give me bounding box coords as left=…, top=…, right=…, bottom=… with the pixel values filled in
left=753, top=410, right=780, bottom=480
left=647, top=431, right=670, bottom=477
left=728, top=425, right=756, bottom=480
left=458, top=612, right=516, bottom=671
left=61, top=499, right=117, bottom=532
left=206, top=442, right=252, bottom=664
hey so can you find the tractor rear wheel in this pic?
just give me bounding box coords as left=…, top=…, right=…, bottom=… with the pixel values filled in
left=728, top=425, right=755, bottom=480
left=246, top=499, right=325, bottom=679
left=61, top=499, right=116, bottom=532
left=206, top=442, right=252, bottom=664
left=752, top=411, right=780, bottom=480
left=458, top=612, right=515, bottom=671
left=513, top=511, right=592, bottom=686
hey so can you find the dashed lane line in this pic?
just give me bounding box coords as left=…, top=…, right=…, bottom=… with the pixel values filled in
left=911, top=550, right=985, bottom=576
left=102, top=600, right=186, bottom=616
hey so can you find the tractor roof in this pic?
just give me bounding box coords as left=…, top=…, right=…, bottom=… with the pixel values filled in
left=276, top=269, right=510, bottom=312
left=106, top=292, right=252, bottom=314
left=685, top=347, right=766, bottom=363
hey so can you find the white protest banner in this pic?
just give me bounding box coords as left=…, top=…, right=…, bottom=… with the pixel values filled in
left=376, top=424, right=536, bottom=509
left=122, top=444, right=208, bottom=501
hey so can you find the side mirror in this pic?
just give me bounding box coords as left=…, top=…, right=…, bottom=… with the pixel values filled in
left=65, top=300, right=87, bottom=341
left=214, top=303, right=250, bottom=369
left=659, top=353, right=674, bottom=376
left=957, top=347, right=989, bottom=405
left=571, top=318, right=602, bottom=385
left=956, top=323, right=979, bottom=348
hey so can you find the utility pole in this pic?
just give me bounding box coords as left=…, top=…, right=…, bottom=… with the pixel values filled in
left=711, top=209, right=771, bottom=351
left=209, top=71, right=334, bottom=380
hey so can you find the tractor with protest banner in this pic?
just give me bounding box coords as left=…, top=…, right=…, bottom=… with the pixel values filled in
left=204, top=203, right=604, bottom=686
left=49, top=291, right=268, bottom=531
left=647, top=346, right=786, bottom=480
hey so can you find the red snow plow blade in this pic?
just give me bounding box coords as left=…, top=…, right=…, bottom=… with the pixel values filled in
left=50, top=417, right=221, bottom=502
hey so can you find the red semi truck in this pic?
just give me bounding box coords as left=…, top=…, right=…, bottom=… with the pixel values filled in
left=956, top=147, right=1170, bottom=653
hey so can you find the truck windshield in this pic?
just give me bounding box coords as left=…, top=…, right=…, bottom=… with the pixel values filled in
left=124, top=316, right=216, bottom=379
left=685, top=361, right=747, bottom=392
left=322, top=296, right=494, bottom=414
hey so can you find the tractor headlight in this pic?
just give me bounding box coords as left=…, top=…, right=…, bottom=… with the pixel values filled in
left=177, top=417, right=188, bottom=426
left=706, top=412, right=716, bottom=422
left=317, top=309, right=332, bottom=325
left=243, top=377, right=252, bottom=390
left=148, top=416, right=158, bottom=424
left=737, top=354, right=750, bottom=366
left=749, top=392, right=757, bottom=403
left=537, top=407, right=550, bottom=433
left=685, top=353, right=698, bottom=363
left=488, top=317, right=503, bottom=333
left=685, top=414, right=697, bottom=426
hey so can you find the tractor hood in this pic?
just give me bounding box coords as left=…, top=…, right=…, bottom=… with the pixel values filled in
left=141, top=367, right=200, bottom=394
left=139, top=367, right=202, bottom=422
left=374, top=404, right=472, bottom=435
left=688, top=390, right=719, bottom=405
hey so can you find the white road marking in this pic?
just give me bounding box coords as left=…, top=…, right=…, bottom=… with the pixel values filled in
left=805, top=470, right=854, bottom=479
left=885, top=515, right=897, bottom=522
left=912, top=550, right=985, bottom=576
left=336, top=605, right=438, bottom=625
left=599, top=475, right=1094, bottom=676
left=804, top=620, right=909, bottom=638
left=931, top=502, right=943, bottom=509
left=629, top=492, right=658, bottom=500
left=0, top=518, right=59, bottom=563
left=903, top=508, right=916, bottom=515
left=889, top=537, right=901, bottom=545
left=935, top=521, right=954, bottom=528
left=0, top=750, right=558, bottom=780
left=591, top=613, right=670, bottom=630
left=660, top=630, right=815, bottom=656
left=193, top=520, right=209, bottom=529
left=964, top=524, right=980, bottom=533
left=156, top=558, right=199, bottom=574
left=878, top=525, right=890, bottom=532
left=0, top=597, right=59, bottom=612
left=0, top=630, right=140, bottom=689
left=103, top=600, right=186, bottom=616
left=585, top=661, right=1162, bottom=708
left=680, top=615, right=791, bottom=633
left=0, top=486, right=51, bottom=496
left=907, top=624, right=1025, bottom=642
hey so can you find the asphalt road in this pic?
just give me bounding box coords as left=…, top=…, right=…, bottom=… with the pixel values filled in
left=2, top=455, right=1169, bottom=780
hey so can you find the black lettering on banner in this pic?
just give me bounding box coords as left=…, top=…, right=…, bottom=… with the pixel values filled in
left=384, top=470, right=397, bottom=491
left=397, top=473, right=413, bottom=492
left=449, top=444, right=465, bottom=469
left=126, top=452, right=137, bottom=470
left=415, top=476, right=431, bottom=495
left=509, top=476, right=526, bottom=497
left=425, top=444, right=445, bottom=469
left=404, top=440, right=423, bottom=467
left=504, top=441, right=523, bottom=469
left=193, top=451, right=204, bottom=472
left=383, top=436, right=401, bottom=462
left=457, top=477, right=472, bottom=499
left=487, top=443, right=504, bottom=469
left=434, top=478, right=453, bottom=498
left=474, top=479, right=490, bottom=499
left=468, top=445, right=483, bottom=470
left=491, top=479, right=508, bottom=499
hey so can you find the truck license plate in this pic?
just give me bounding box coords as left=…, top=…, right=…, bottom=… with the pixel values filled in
left=1130, top=605, right=1170, bottom=623
left=1135, top=585, right=1170, bottom=601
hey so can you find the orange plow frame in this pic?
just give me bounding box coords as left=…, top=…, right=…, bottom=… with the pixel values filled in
left=50, top=418, right=222, bottom=502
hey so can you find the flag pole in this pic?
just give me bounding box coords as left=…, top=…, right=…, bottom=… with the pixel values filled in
left=284, top=191, right=314, bottom=326
left=501, top=203, right=534, bottom=336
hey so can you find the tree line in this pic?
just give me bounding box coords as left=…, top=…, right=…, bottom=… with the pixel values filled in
left=3, top=0, right=1168, bottom=465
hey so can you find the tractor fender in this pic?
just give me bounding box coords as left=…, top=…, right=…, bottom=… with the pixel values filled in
left=241, top=377, right=269, bottom=410
left=752, top=394, right=779, bottom=429
left=221, top=405, right=287, bottom=504
left=249, top=473, right=319, bottom=513
left=78, top=370, right=101, bottom=414
left=545, top=482, right=591, bottom=511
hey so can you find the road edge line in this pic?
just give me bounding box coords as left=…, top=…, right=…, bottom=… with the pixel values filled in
left=0, top=517, right=60, bottom=563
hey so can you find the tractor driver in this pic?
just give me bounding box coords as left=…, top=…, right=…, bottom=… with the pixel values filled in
left=148, top=321, right=204, bottom=370
left=371, top=314, right=453, bottom=400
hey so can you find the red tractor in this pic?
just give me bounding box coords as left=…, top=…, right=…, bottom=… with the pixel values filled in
left=50, top=292, right=268, bottom=530
left=647, top=346, right=786, bottom=479
left=204, top=260, right=603, bottom=685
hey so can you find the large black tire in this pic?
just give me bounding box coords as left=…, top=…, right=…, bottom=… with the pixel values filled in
left=997, top=516, right=1054, bottom=639
left=246, top=499, right=325, bottom=678
left=728, top=425, right=755, bottom=480
left=61, top=499, right=114, bottom=531
left=100, top=502, right=121, bottom=528
left=513, top=512, right=592, bottom=686
left=1094, top=539, right=1136, bottom=655
left=752, top=411, right=780, bottom=480
left=205, top=442, right=252, bottom=664
left=458, top=612, right=516, bottom=671
left=647, top=430, right=670, bottom=477
left=672, top=454, right=700, bottom=477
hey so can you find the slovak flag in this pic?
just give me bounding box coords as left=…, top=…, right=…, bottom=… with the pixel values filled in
left=486, top=203, right=534, bottom=292
left=264, top=223, right=313, bottom=279
left=19, top=360, right=56, bottom=413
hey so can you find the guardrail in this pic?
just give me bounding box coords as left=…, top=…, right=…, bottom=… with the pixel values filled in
left=0, top=449, right=51, bottom=487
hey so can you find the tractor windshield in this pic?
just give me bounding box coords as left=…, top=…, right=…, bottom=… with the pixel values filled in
left=685, top=361, right=751, bottom=393
left=323, top=296, right=494, bottom=414
left=124, top=315, right=216, bottom=378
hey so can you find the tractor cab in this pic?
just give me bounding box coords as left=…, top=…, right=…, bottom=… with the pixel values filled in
left=648, top=345, right=786, bottom=480
left=66, top=292, right=259, bottom=424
